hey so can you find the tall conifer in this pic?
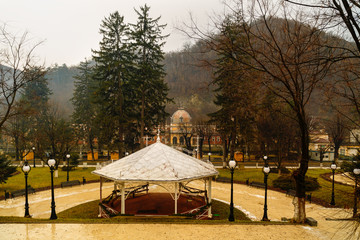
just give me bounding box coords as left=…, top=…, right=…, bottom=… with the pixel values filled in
left=92, top=12, right=135, bottom=156
left=130, top=4, right=171, bottom=148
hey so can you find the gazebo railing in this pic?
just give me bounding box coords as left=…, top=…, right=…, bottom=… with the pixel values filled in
left=180, top=184, right=209, bottom=204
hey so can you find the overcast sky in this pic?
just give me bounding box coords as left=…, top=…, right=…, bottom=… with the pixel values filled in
left=0, top=0, right=224, bottom=67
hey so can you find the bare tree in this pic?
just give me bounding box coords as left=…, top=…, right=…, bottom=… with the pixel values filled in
left=40, top=104, right=75, bottom=167
left=285, top=0, right=360, bottom=59
left=181, top=0, right=333, bottom=222
left=179, top=122, right=194, bottom=150
left=193, top=120, right=208, bottom=159
left=256, top=101, right=299, bottom=174
left=325, top=114, right=346, bottom=162
left=0, top=24, right=43, bottom=130
left=286, top=0, right=360, bottom=149
left=204, top=123, right=216, bottom=156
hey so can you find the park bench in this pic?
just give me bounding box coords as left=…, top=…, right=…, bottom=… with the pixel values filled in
left=11, top=186, right=35, bottom=198
left=249, top=181, right=265, bottom=188
left=61, top=180, right=81, bottom=188
left=215, top=176, right=231, bottom=183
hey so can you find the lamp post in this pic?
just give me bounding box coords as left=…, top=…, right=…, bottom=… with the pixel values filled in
left=32, top=147, right=36, bottom=168
left=353, top=168, right=360, bottom=218
left=330, top=163, right=337, bottom=206
left=22, top=161, right=31, bottom=218
left=66, top=154, right=70, bottom=182
left=262, top=164, right=270, bottom=221
left=48, top=159, right=57, bottom=220
left=228, top=159, right=236, bottom=222
left=208, top=152, right=211, bottom=161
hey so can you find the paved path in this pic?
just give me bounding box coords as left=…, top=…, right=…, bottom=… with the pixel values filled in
left=0, top=181, right=358, bottom=240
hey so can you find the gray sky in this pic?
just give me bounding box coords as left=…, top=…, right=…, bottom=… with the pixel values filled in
left=1, top=0, right=223, bottom=67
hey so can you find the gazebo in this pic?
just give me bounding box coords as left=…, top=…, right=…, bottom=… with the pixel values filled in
left=92, top=136, right=218, bottom=218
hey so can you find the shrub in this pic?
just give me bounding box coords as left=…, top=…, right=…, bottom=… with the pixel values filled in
left=340, top=155, right=360, bottom=177
left=61, top=166, right=74, bottom=171
left=273, top=175, right=320, bottom=192
left=273, top=175, right=294, bottom=191
left=70, top=153, right=80, bottom=167
left=304, top=176, right=320, bottom=191
left=270, top=167, right=290, bottom=174
left=0, top=154, right=17, bottom=183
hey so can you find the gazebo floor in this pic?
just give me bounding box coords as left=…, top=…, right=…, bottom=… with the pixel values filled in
left=106, top=192, right=206, bottom=215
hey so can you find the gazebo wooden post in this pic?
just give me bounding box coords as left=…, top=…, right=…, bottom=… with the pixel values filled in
left=174, top=182, right=178, bottom=214
left=121, top=182, right=125, bottom=214
left=208, top=177, right=212, bottom=218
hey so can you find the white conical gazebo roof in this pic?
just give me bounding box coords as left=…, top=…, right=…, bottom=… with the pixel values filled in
left=92, top=139, right=218, bottom=182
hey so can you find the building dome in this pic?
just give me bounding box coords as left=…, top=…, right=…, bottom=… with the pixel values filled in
left=171, top=108, right=191, bottom=124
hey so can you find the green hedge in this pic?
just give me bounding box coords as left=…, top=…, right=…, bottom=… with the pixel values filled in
left=273, top=175, right=320, bottom=191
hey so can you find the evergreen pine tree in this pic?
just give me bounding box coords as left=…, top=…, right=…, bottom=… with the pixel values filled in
left=0, top=154, right=16, bottom=184
left=130, top=4, right=171, bottom=148
left=24, top=67, right=52, bottom=161
left=92, top=12, right=135, bottom=156
left=71, top=59, right=97, bottom=160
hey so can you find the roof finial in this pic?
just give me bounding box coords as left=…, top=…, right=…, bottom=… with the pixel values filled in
left=157, top=126, right=161, bottom=143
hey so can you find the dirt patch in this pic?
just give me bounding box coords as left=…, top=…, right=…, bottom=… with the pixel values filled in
left=106, top=192, right=206, bottom=215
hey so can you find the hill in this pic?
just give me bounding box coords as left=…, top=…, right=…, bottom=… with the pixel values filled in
left=45, top=44, right=218, bottom=121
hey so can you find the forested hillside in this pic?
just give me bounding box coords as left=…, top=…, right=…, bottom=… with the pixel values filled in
left=46, top=44, right=218, bottom=121
left=164, top=43, right=218, bottom=121
left=46, top=64, right=78, bottom=116
left=44, top=18, right=343, bottom=122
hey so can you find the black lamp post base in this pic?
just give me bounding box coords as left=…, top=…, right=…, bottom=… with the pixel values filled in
left=50, top=211, right=57, bottom=220
left=50, top=201, right=57, bottom=219
left=228, top=207, right=235, bottom=222
left=24, top=205, right=31, bottom=218
left=228, top=167, right=235, bottom=222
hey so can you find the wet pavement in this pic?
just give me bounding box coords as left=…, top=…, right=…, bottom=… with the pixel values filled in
left=0, top=181, right=357, bottom=240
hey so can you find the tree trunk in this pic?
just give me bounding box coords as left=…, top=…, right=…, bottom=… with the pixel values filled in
left=140, top=93, right=145, bottom=149
left=292, top=197, right=306, bottom=222
left=15, top=136, right=20, bottom=161
left=199, top=138, right=204, bottom=159
left=334, top=145, right=340, bottom=163
left=292, top=115, right=309, bottom=223
left=222, top=138, right=228, bottom=168
left=208, top=136, right=212, bottom=155
left=118, top=119, right=124, bottom=158
left=117, top=71, right=124, bottom=158
left=278, top=145, right=282, bottom=174
left=89, top=131, right=95, bottom=161
left=230, top=132, right=235, bottom=161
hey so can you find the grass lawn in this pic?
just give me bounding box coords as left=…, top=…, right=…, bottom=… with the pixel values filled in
left=217, top=168, right=281, bottom=186
left=57, top=199, right=250, bottom=222
left=1, top=166, right=355, bottom=209
left=0, top=167, right=98, bottom=198
left=217, top=168, right=355, bottom=208
left=0, top=199, right=256, bottom=224
left=306, top=170, right=354, bottom=208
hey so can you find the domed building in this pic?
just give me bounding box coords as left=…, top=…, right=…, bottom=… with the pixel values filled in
left=170, top=108, right=192, bottom=145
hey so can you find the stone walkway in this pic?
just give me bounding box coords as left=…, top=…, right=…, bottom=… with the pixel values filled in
left=0, top=181, right=358, bottom=240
